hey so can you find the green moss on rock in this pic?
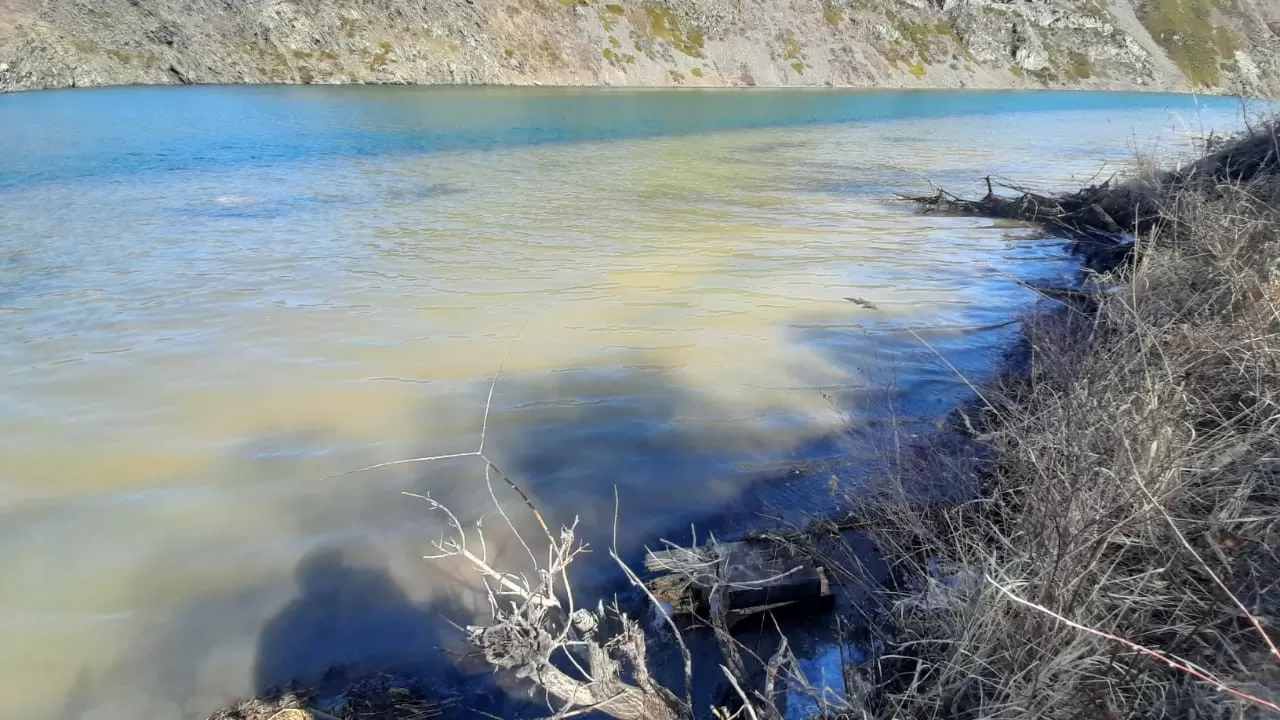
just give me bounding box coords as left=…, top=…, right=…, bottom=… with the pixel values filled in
left=781, top=30, right=803, bottom=61
left=1067, top=49, right=1093, bottom=79
left=1138, top=0, right=1234, bottom=87
left=1027, top=66, right=1060, bottom=84
left=638, top=3, right=705, bottom=57
left=370, top=41, right=392, bottom=69
left=896, top=18, right=943, bottom=63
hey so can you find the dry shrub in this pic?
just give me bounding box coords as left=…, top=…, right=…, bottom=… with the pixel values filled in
left=859, top=123, right=1280, bottom=719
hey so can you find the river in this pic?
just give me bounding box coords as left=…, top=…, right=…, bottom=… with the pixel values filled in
left=0, top=87, right=1252, bottom=719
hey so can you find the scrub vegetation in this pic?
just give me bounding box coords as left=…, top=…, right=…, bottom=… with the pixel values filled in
left=868, top=118, right=1280, bottom=718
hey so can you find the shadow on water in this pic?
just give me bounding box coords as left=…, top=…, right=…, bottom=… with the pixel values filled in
left=52, top=239, right=1073, bottom=719
left=50, top=358, right=882, bottom=718
left=252, top=548, right=454, bottom=693
left=56, top=540, right=552, bottom=719
left=50, top=308, right=1034, bottom=720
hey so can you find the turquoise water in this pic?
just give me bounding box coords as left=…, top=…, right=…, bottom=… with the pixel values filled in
left=0, top=87, right=1254, bottom=719
left=0, top=87, right=1234, bottom=187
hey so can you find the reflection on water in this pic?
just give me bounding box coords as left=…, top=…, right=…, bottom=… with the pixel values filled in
left=0, top=87, right=1252, bottom=719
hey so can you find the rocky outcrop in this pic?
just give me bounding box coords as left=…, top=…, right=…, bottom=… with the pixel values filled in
left=0, top=0, right=1277, bottom=94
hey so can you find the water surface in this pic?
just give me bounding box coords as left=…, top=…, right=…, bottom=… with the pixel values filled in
left=0, top=87, right=1252, bottom=719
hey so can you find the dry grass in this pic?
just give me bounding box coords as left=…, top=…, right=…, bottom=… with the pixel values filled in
left=208, top=674, right=448, bottom=720
left=856, top=122, right=1280, bottom=719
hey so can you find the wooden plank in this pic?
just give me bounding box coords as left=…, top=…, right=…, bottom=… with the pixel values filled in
left=643, top=540, right=749, bottom=573
left=723, top=569, right=835, bottom=628
left=716, top=569, right=824, bottom=610
left=643, top=538, right=832, bottom=620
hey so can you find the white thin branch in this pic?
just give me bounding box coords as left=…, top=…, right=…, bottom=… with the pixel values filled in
left=479, top=318, right=527, bottom=454
left=486, top=462, right=539, bottom=569
left=720, top=665, right=761, bottom=720
left=610, top=547, right=693, bottom=711
left=458, top=544, right=559, bottom=607
left=329, top=450, right=480, bottom=477
left=332, top=318, right=525, bottom=479
left=404, top=491, right=467, bottom=549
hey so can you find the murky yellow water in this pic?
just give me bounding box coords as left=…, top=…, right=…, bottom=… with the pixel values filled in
left=0, top=87, right=1253, bottom=718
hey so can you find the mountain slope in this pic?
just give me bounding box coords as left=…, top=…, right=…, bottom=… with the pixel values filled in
left=1, top=0, right=1278, bottom=94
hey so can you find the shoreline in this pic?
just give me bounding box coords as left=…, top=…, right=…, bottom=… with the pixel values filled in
left=0, top=80, right=1270, bottom=99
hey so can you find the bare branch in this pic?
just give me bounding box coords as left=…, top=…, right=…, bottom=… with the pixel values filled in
left=610, top=548, right=694, bottom=714
left=721, top=665, right=761, bottom=720
left=486, top=462, right=539, bottom=570
left=329, top=450, right=479, bottom=478
left=479, top=318, right=528, bottom=455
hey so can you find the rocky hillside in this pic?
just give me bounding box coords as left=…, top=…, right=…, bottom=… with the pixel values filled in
left=1, top=0, right=1279, bottom=94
